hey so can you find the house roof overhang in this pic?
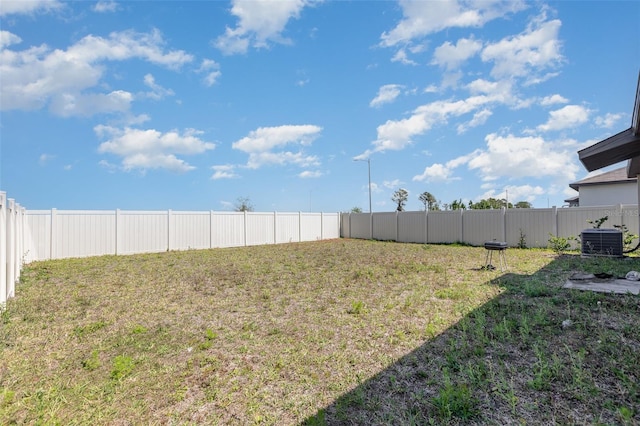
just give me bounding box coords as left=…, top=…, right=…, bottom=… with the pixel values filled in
left=578, top=127, right=640, bottom=172
left=578, top=71, right=640, bottom=177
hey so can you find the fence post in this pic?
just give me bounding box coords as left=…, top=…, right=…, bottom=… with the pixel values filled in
left=115, top=209, right=120, bottom=255
left=321, top=212, right=324, bottom=240
left=369, top=212, right=373, bottom=240
left=15, top=204, right=23, bottom=285
left=552, top=206, right=558, bottom=236
left=50, top=208, right=56, bottom=260
left=243, top=211, right=247, bottom=246
left=0, top=192, right=6, bottom=305
left=167, top=209, right=172, bottom=251
left=502, top=207, right=507, bottom=242
left=424, top=209, right=428, bottom=243
left=273, top=212, right=277, bottom=244
left=459, top=209, right=464, bottom=244
left=210, top=210, right=214, bottom=249
left=7, top=199, right=16, bottom=299
left=395, top=211, right=399, bottom=242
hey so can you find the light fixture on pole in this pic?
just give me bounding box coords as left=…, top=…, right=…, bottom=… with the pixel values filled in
left=354, top=157, right=372, bottom=213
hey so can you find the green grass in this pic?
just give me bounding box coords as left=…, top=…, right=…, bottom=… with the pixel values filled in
left=0, top=239, right=638, bottom=424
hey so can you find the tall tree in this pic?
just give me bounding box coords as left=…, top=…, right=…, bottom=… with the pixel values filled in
left=418, top=191, right=438, bottom=211
left=450, top=199, right=467, bottom=210
left=234, top=197, right=254, bottom=212
left=515, top=201, right=532, bottom=209
left=469, top=198, right=512, bottom=209
left=392, top=188, right=409, bottom=212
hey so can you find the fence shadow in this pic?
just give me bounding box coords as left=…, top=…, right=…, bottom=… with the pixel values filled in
left=301, top=255, right=640, bottom=425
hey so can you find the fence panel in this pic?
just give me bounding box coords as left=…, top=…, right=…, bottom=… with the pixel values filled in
left=557, top=206, right=617, bottom=239
left=170, top=211, right=211, bottom=251
left=398, top=211, right=427, bottom=243
left=276, top=212, right=301, bottom=243
left=373, top=212, right=397, bottom=241
left=23, top=211, right=50, bottom=262
left=246, top=212, right=276, bottom=246
left=0, top=193, right=6, bottom=304
left=6, top=200, right=16, bottom=300
left=300, top=213, right=322, bottom=241
left=340, top=213, right=351, bottom=238
left=211, top=212, right=245, bottom=247
left=463, top=209, right=505, bottom=246
left=118, top=211, right=169, bottom=255
left=51, top=210, right=116, bottom=259
left=505, top=208, right=556, bottom=248
left=427, top=211, right=462, bottom=244
left=349, top=213, right=371, bottom=239
left=322, top=213, right=341, bottom=240
left=621, top=205, right=640, bottom=248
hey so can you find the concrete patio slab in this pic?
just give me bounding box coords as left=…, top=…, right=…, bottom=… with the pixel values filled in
left=563, top=278, right=640, bottom=295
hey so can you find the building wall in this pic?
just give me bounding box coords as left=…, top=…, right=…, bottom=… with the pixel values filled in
left=578, top=182, right=637, bottom=206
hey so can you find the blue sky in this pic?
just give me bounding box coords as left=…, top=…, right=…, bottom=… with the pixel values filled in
left=1, top=0, right=639, bottom=212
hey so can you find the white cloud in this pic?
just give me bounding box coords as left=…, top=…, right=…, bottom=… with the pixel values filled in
left=594, top=112, right=623, bottom=129
left=299, top=170, right=322, bottom=178
left=431, top=37, right=482, bottom=70
left=93, top=1, right=118, bottom=13
left=246, top=151, right=320, bottom=169
left=540, top=94, right=568, bottom=106
left=383, top=179, right=403, bottom=189
left=96, top=126, right=215, bottom=173
left=415, top=133, right=579, bottom=185
left=370, top=84, right=403, bottom=108
left=457, top=108, right=492, bottom=134
left=412, top=152, right=475, bottom=182
left=380, top=0, right=526, bottom=48
left=141, top=74, right=174, bottom=100
left=232, top=124, right=322, bottom=169
left=481, top=13, right=563, bottom=82
left=370, top=95, right=500, bottom=153
left=537, top=104, right=590, bottom=132
left=211, top=164, right=239, bottom=180
left=468, top=133, right=579, bottom=182
left=39, top=153, right=55, bottom=166
left=413, top=163, right=452, bottom=182
left=390, top=48, right=417, bottom=65
left=1, top=29, right=193, bottom=115
left=478, top=184, right=545, bottom=203
left=233, top=124, right=321, bottom=152
left=0, top=31, right=21, bottom=49
left=214, top=0, right=314, bottom=55
left=0, top=0, right=63, bottom=16
left=49, top=90, right=133, bottom=117
left=198, top=59, right=221, bottom=87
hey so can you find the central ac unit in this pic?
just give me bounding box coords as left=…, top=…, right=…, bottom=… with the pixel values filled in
left=581, top=229, right=623, bottom=257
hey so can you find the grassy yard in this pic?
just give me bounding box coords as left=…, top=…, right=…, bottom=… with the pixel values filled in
left=0, top=239, right=638, bottom=425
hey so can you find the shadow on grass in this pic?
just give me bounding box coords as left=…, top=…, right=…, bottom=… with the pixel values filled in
left=302, top=255, right=640, bottom=425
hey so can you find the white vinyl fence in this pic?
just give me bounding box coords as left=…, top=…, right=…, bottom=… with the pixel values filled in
left=341, top=205, right=640, bottom=248
left=1, top=192, right=26, bottom=305
left=1, top=190, right=341, bottom=304
left=4, top=189, right=640, bottom=305
left=23, top=209, right=341, bottom=263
